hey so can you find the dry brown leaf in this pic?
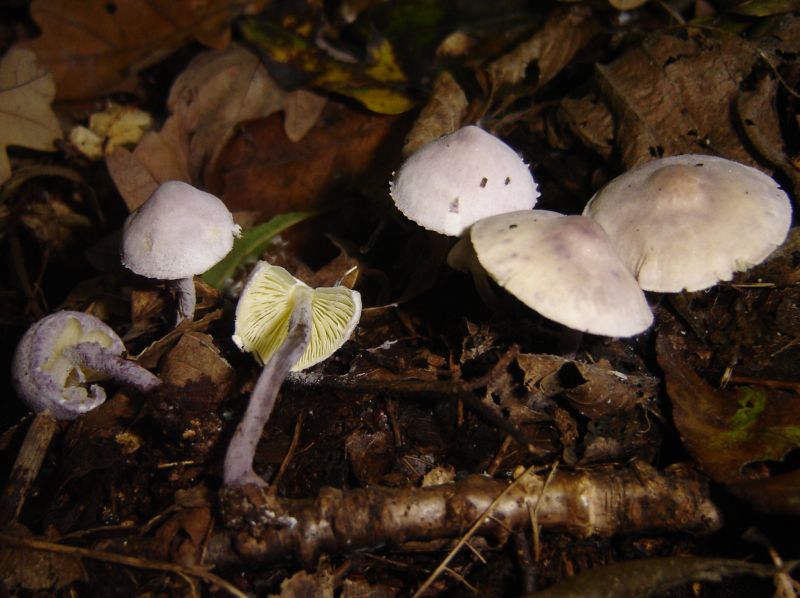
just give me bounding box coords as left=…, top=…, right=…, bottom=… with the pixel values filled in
left=18, top=0, right=254, bottom=100
left=106, top=44, right=328, bottom=210
left=208, top=101, right=408, bottom=218
left=487, top=5, right=599, bottom=90
left=0, top=49, right=62, bottom=185
left=595, top=33, right=759, bottom=167
left=0, top=530, right=86, bottom=591
left=402, top=70, right=467, bottom=156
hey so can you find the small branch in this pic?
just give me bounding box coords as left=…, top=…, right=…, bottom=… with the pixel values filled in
left=0, top=413, right=59, bottom=526
left=0, top=532, right=247, bottom=598
left=213, top=462, right=721, bottom=566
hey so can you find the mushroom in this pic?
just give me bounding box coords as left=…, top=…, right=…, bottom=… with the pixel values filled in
left=120, top=181, right=241, bottom=324
left=389, top=125, right=540, bottom=237
left=224, top=262, right=361, bottom=487
left=3, top=311, right=161, bottom=525
left=12, top=310, right=161, bottom=420
left=582, top=154, right=793, bottom=292
left=451, top=211, right=654, bottom=338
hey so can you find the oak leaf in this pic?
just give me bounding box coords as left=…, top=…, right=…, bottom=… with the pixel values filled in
left=107, top=44, right=328, bottom=210
left=18, top=0, right=256, bottom=100
left=0, top=49, right=62, bottom=185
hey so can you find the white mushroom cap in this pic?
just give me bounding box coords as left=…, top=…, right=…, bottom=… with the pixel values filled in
left=583, top=155, right=793, bottom=292
left=121, top=181, right=241, bottom=280
left=12, top=311, right=125, bottom=420
left=233, top=262, right=362, bottom=372
left=469, top=211, right=654, bottom=337
left=389, top=125, right=540, bottom=236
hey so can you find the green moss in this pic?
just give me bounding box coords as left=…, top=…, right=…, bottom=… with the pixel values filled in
left=726, top=387, right=767, bottom=438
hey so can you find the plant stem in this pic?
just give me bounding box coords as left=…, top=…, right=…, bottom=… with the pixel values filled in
left=224, top=288, right=313, bottom=488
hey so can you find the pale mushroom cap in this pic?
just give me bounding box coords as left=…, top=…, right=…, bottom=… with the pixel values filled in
left=12, top=311, right=125, bottom=420
left=389, top=125, right=540, bottom=236
left=121, top=181, right=241, bottom=280
left=470, top=211, right=654, bottom=337
left=233, top=262, right=362, bottom=372
left=583, top=154, right=793, bottom=292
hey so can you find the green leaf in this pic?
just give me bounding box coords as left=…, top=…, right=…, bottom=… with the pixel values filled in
left=202, top=211, right=318, bottom=289
left=731, top=0, right=798, bottom=16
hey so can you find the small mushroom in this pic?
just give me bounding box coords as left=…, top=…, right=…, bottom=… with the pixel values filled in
left=453, top=211, right=654, bottom=338
left=583, top=154, right=793, bottom=292
left=120, top=181, right=241, bottom=324
left=4, top=311, right=161, bottom=525
left=224, top=262, right=361, bottom=487
left=389, top=125, right=540, bottom=236
left=12, top=310, right=161, bottom=420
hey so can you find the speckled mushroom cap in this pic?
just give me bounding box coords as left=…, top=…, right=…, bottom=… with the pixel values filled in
left=470, top=211, right=654, bottom=337
left=233, top=262, right=362, bottom=372
left=12, top=311, right=125, bottom=420
left=583, top=154, right=793, bottom=292
left=389, top=126, right=540, bottom=236
left=121, top=181, right=241, bottom=280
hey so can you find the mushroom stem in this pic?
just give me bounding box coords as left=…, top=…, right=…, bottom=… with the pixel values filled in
left=63, top=342, right=162, bottom=392
left=224, top=289, right=313, bottom=488
left=171, top=277, right=196, bottom=325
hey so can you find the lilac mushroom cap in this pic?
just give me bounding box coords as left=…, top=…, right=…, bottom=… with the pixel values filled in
left=12, top=311, right=160, bottom=420
left=389, top=126, right=540, bottom=236
left=121, top=181, right=241, bottom=280
left=467, top=211, right=654, bottom=337
left=583, top=155, right=793, bottom=292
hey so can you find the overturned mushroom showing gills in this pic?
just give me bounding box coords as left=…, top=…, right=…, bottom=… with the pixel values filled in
left=12, top=310, right=161, bottom=420
left=464, top=211, right=653, bottom=337
left=583, top=154, right=793, bottom=292
left=4, top=311, right=161, bottom=524
left=225, top=262, right=361, bottom=488
left=121, top=181, right=241, bottom=324
left=389, top=125, right=540, bottom=236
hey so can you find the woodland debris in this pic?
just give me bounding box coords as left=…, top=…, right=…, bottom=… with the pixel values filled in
left=211, top=462, right=721, bottom=565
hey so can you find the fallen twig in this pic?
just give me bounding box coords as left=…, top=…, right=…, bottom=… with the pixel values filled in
left=211, top=462, right=721, bottom=566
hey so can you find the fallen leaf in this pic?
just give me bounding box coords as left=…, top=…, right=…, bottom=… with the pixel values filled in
left=0, top=529, right=86, bottom=591
left=0, top=49, right=62, bottom=185
left=488, top=5, right=599, bottom=91
left=106, top=44, right=327, bottom=210
left=657, top=314, right=800, bottom=514
left=402, top=70, right=467, bottom=156
left=517, top=353, right=657, bottom=419
left=18, top=0, right=254, bottom=100
left=241, top=18, right=415, bottom=114
left=208, top=100, right=408, bottom=217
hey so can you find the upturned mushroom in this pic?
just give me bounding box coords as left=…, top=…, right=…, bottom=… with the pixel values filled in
left=389, top=125, right=540, bottom=237
left=12, top=310, right=161, bottom=420
left=224, top=262, right=361, bottom=487
left=120, top=181, right=241, bottom=324
left=4, top=311, right=161, bottom=525
left=450, top=211, right=653, bottom=338
left=583, top=154, right=793, bottom=292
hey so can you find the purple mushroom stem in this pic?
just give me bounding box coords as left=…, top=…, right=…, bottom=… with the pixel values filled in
left=170, top=278, right=196, bottom=326
left=63, top=342, right=162, bottom=392
left=223, top=296, right=313, bottom=488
